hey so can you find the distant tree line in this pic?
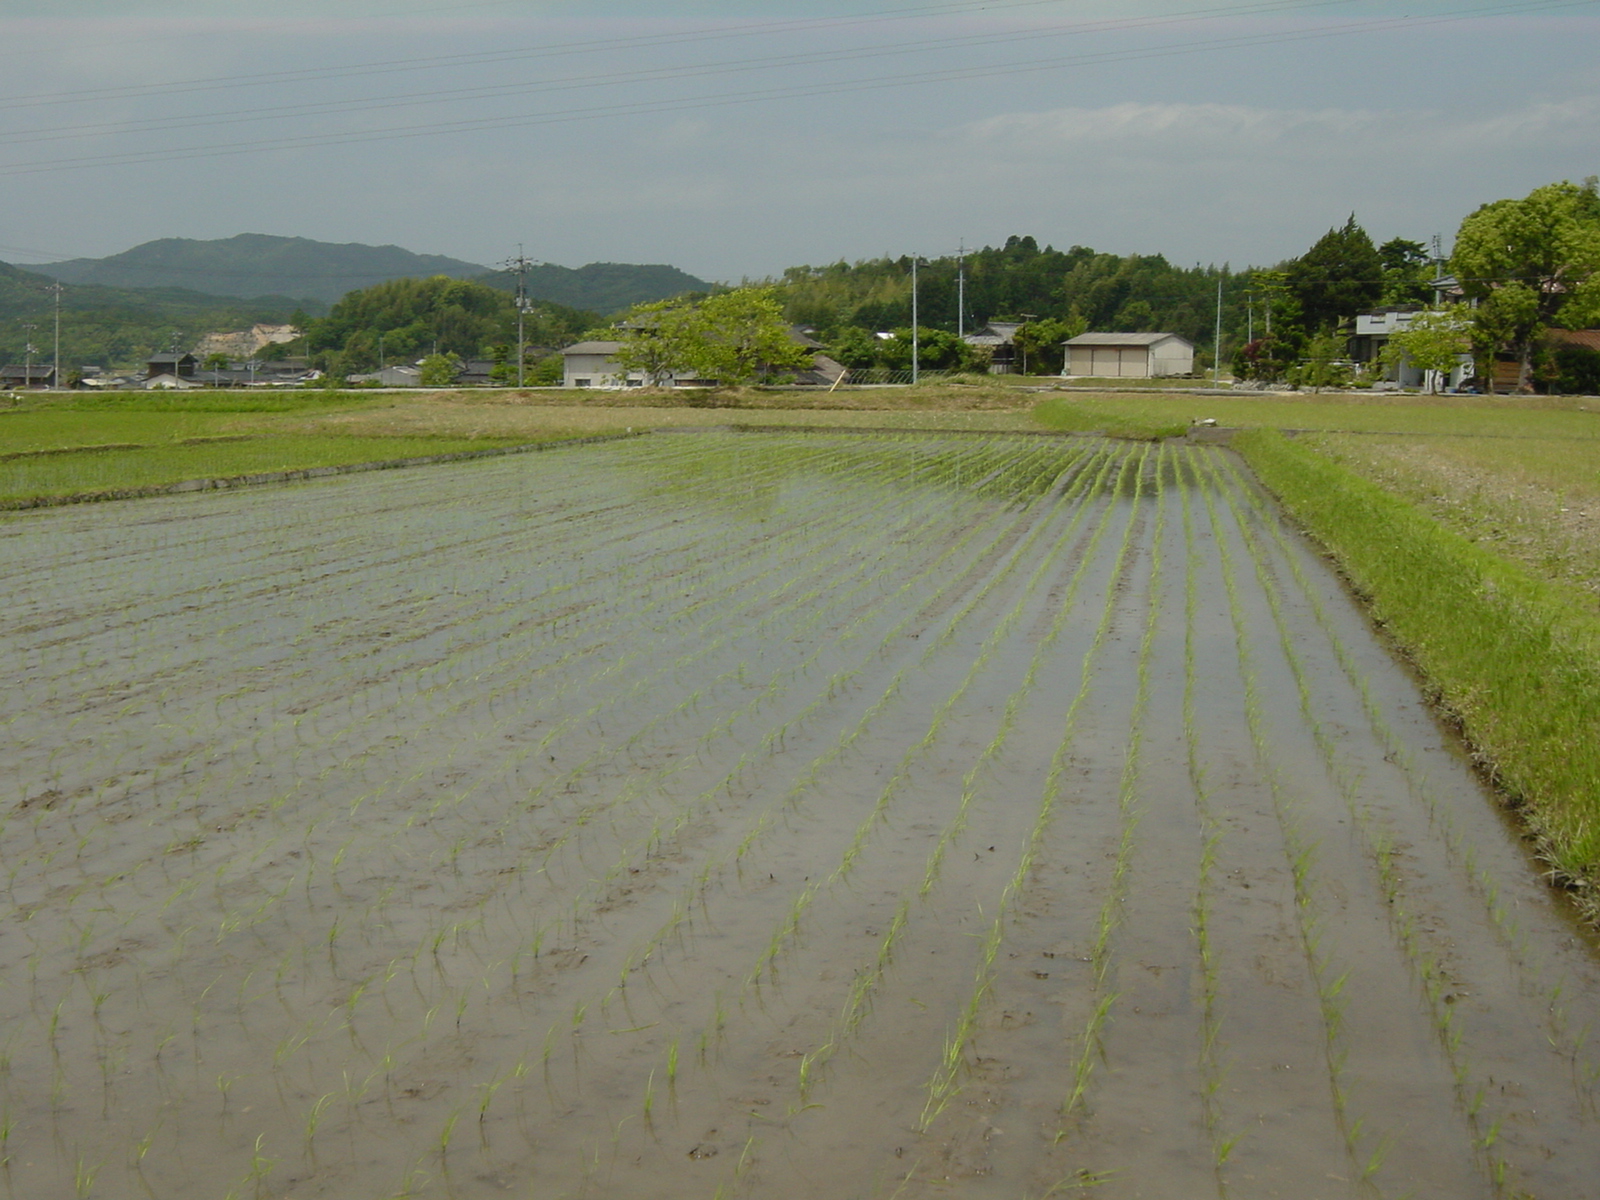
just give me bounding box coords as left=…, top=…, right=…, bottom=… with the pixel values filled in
left=296, top=276, right=601, bottom=380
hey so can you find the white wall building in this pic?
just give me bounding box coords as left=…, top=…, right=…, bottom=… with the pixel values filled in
left=1063, top=332, right=1195, bottom=378
left=1350, top=309, right=1474, bottom=391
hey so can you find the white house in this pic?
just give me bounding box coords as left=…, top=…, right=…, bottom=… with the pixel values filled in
left=1348, top=308, right=1474, bottom=390
left=1063, top=333, right=1195, bottom=378
left=560, top=333, right=841, bottom=388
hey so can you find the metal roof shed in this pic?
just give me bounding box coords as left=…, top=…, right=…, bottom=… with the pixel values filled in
left=1063, top=332, right=1194, bottom=379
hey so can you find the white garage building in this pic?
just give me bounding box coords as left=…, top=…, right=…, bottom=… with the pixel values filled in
left=1063, top=332, right=1195, bottom=379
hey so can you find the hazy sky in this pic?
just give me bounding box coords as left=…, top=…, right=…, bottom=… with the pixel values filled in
left=3, top=1, right=1596, bottom=281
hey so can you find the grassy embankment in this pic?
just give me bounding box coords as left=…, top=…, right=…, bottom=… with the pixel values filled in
left=1039, top=389, right=1600, bottom=904
left=0, top=384, right=1050, bottom=507
left=1234, top=430, right=1600, bottom=909
left=0, top=391, right=556, bottom=507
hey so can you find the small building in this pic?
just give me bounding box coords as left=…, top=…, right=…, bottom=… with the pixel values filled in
left=1348, top=308, right=1473, bottom=390
left=146, top=353, right=197, bottom=380
left=1063, top=333, right=1195, bottom=379
left=144, top=372, right=206, bottom=390
left=346, top=365, right=423, bottom=387
left=562, top=340, right=627, bottom=388
left=560, top=340, right=714, bottom=388
left=961, top=322, right=1024, bottom=373
left=0, top=364, right=57, bottom=388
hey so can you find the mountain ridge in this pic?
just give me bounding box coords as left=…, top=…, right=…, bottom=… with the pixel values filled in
left=36, top=234, right=715, bottom=313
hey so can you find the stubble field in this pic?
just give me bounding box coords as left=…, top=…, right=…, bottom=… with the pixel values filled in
left=3, top=429, right=1598, bottom=1199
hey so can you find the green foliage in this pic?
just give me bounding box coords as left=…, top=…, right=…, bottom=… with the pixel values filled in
left=527, top=354, right=564, bottom=386
left=827, top=327, right=881, bottom=369
left=0, top=261, right=307, bottom=371
left=771, top=236, right=1237, bottom=351
left=1237, top=428, right=1600, bottom=886
left=418, top=353, right=462, bottom=387
left=1379, top=238, right=1435, bottom=306
left=1286, top=215, right=1383, bottom=332
left=874, top=327, right=982, bottom=373
left=38, top=233, right=485, bottom=305
left=1451, top=178, right=1600, bottom=389
left=1546, top=342, right=1600, bottom=395
left=612, top=300, right=703, bottom=386
left=1287, top=332, right=1352, bottom=391
left=1013, top=316, right=1084, bottom=375
left=303, top=276, right=598, bottom=372
left=613, top=288, right=812, bottom=386
left=1381, top=306, right=1473, bottom=390
left=687, top=289, right=813, bottom=385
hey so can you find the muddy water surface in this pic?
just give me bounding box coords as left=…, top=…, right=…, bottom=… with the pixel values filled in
left=2, top=431, right=1597, bottom=1200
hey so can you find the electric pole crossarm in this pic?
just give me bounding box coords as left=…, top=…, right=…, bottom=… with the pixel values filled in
left=500, top=246, right=540, bottom=388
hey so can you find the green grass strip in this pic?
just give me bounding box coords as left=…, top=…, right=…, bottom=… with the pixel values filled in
left=0, top=434, right=560, bottom=507
left=1235, top=428, right=1600, bottom=900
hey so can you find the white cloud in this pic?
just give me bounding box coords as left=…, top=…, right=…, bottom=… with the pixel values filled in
left=951, top=95, right=1600, bottom=165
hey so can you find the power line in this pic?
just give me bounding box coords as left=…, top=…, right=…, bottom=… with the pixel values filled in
left=0, top=0, right=1356, bottom=112
left=2, top=1, right=1368, bottom=150
left=4, top=0, right=1587, bottom=178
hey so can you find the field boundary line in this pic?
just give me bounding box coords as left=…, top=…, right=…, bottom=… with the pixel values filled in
left=0, top=430, right=648, bottom=511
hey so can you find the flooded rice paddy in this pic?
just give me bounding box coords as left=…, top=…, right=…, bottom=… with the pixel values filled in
left=3, top=430, right=1599, bottom=1200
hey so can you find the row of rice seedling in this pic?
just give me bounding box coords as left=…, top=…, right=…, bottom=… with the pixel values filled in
left=0, top=431, right=1109, bottom=1197
left=1206, top=449, right=1600, bottom=1196
left=510, top=445, right=1112, bottom=976
left=1234, top=429, right=1600, bottom=898
left=759, top=447, right=1139, bottom=1120
left=1194, top=454, right=1407, bottom=1188
left=464, top=441, right=1132, bottom=1200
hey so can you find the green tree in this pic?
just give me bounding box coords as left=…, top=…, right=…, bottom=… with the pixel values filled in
left=1286, top=215, right=1383, bottom=331
left=527, top=354, right=564, bottom=386
left=1378, top=238, right=1434, bottom=306
left=419, top=353, right=461, bottom=387
left=828, top=326, right=881, bottom=369
left=1382, top=305, right=1473, bottom=392
left=202, top=352, right=230, bottom=371
left=1014, top=317, right=1081, bottom=375
left=488, top=343, right=514, bottom=386
left=1287, top=331, right=1352, bottom=391
left=1451, top=178, right=1600, bottom=391
left=612, top=299, right=703, bottom=386
left=680, top=288, right=812, bottom=386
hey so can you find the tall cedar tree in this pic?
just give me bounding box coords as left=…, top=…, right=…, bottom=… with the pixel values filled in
left=1286, top=216, right=1383, bottom=332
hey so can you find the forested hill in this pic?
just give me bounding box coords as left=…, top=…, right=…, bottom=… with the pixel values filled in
left=38, top=235, right=490, bottom=306
left=476, top=261, right=713, bottom=314
left=0, top=260, right=303, bottom=369
left=774, top=235, right=1231, bottom=346
left=36, top=234, right=713, bottom=316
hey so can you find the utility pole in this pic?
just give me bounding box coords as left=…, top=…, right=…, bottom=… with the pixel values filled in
left=1431, top=233, right=1447, bottom=307
left=1209, top=272, right=1222, bottom=385
left=910, top=255, right=919, bottom=386
left=48, top=281, right=63, bottom=390
left=502, top=245, right=538, bottom=387
left=957, top=240, right=966, bottom=340
left=1019, top=313, right=1038, bottom=376
left=22, top=322, right=36, bottom=390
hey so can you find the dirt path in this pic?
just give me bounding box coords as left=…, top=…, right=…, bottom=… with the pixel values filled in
left=1, top=432, right=1596, bottom=1199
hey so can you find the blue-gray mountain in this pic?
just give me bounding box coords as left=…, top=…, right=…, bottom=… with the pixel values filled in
left=37, top=234, right=712, bottom=312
